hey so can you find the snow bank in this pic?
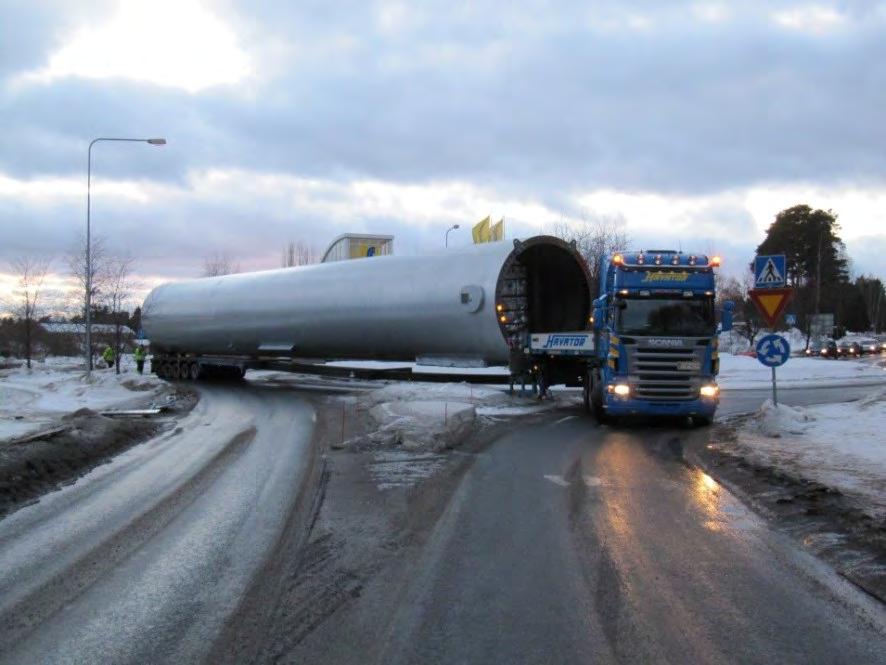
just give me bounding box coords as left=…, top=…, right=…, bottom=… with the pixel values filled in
left=718, top=353, right=886, bottom=389
left=368, top=400, right=476, bottom=451
left=729, top=390, right=886, bottom=518
left=750, top=399, right=815, bottom=437
left=0, top=357, right=165, bottom=442
left=344, top=381, right=559, bottom=452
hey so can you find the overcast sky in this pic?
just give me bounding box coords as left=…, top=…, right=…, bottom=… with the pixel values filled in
left=1, top=0, right=885, bottom=303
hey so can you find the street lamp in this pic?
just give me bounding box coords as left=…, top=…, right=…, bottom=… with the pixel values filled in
left=85, top=137, right=166, bottom=376
left=445, top=224, right=460, bottom=248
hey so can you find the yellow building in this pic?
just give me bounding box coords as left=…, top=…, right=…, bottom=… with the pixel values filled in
left=321, top=233, right=394, bottom=263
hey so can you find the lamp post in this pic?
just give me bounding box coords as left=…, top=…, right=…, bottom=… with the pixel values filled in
left=85, top=137, right=166, bottom=376
left=445, top=224, right=460, bottom=248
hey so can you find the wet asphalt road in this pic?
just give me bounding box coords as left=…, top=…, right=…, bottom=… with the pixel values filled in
left=1, top=379, right=884, bottom=664
left=0, top=382, right=315, bottom=665
left=373, top=401, right=886, bottom=664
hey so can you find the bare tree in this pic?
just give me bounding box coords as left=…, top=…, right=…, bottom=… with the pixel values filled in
left=67, top=234, right=109, bottom=367
left=104, top=255, right=136, bottom=374
left=5, top=257, right=51, bottom=368
left=282, top=240, right=318, bottom=268
left=546, top=214, right=629, bottom=294
left=203, top=251, right=240, bottom=277
left=720, top=270, right=763, bottom=347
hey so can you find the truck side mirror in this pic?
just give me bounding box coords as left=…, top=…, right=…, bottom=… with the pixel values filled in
left=721, top=300, right=735, bottom=333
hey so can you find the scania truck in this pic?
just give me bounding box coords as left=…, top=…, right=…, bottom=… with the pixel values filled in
left=583, top=251, right=734, bottom=425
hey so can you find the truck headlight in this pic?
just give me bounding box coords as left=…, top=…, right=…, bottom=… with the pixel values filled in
left=700, top=384, right=719, bottom=398
left=607, top=383, right=630, bottom=397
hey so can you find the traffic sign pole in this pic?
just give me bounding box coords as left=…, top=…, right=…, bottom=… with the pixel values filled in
left=771, top=367, right=778, bottom=406
left=755, top=333, right=789, bottom=407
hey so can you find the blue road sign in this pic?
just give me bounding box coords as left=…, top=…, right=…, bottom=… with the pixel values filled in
left=785, top=313, right=796, bottom=327
left=756, top=334, right=790, bottom=367
left=754, top=254, right=786, bottom=288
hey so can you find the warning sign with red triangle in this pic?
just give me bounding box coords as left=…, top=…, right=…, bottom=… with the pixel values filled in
left=748, top=288, right=794, bottom=328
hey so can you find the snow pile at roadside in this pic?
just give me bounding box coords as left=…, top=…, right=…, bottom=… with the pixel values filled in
left=718, top=353, right=886, bottom=389
left=729, top=390, right=886, bottom=518
left=750, top=399, right=815, bottom=437
left=0, top=358, right=164, bottom=442
left=344, top=381, right=558, bottom=451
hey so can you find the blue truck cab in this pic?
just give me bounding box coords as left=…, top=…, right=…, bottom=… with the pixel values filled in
left=585, top=250, right=734, bottom=425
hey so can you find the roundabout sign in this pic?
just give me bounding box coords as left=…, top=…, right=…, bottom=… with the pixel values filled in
left=755, top=334, right=790, bottom=405
left=755, top=334, right=790, bottom=368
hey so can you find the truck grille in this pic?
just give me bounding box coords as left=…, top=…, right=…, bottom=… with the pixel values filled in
left=628, top=344, right=702, bottom=401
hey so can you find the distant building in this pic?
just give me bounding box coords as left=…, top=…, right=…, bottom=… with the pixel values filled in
left=321, top=233, right=394, bottom=263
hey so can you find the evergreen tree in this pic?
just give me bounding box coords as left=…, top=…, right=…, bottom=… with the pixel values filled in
left=756, top=205, right=850, bottom=338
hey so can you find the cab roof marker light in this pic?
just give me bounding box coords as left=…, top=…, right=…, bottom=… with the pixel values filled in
left=710, top=256, right=721, bottom=267
left=636, top=254, right=645, bottom=264
left=654, top=255, right=662, bottom=265
left=689, top=255, right=697, bottom=266
left=612, top=254, right=624, bottom=265
left=671, top=256, right=680, bottom=265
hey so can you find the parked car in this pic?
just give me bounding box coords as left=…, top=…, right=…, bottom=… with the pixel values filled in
left=818, top=339, right=838, bottom=359
left=805, top=340, right=824, bottom=357
left=837, top=340, right=862, bottom=357
left=858, top=338, right=881, bottom=355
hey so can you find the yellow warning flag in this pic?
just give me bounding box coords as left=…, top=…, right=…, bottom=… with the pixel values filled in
left=472, top=216, right=491, bottom=243
left=490, top=218, right=504, bottom=241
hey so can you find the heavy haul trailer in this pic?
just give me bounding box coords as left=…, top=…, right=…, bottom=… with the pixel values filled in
left=141, top=235, right=596, bottom=385
left=584, top=251, right=734, bottom=425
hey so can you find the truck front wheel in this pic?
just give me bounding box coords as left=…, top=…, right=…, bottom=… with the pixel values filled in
left=590, top=373, right=609, bottom=425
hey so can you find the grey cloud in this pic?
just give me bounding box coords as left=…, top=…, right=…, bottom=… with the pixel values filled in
left=1, top=0, right=886, bottom=282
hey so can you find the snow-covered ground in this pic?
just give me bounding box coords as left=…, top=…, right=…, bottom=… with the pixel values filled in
left=726, top=392, right=886, bottom=519
left=718, top=353, right=886, bottom=389
left=318, top=353, right=886, bottom=391
left=0, top=357, right=164, bottom=442
left=339, top=380, right=562, bottom=454
left=325, top=359, right=510, bottom=376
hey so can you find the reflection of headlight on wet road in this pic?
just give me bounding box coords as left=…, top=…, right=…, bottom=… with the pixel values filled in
left=700, top=384, right=719, bottom=398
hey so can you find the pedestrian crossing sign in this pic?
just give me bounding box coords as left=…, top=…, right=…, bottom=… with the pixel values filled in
left=754, top=254, right=786, bottom=288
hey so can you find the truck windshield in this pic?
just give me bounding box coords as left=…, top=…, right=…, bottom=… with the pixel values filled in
left=617, top=297, right=714, bottom=337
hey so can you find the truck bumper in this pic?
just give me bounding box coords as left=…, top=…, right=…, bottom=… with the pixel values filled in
left=603, top=395, right=717, bottom=418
